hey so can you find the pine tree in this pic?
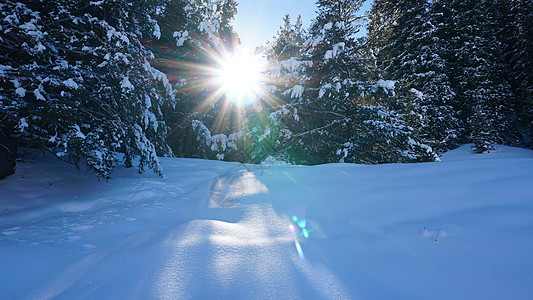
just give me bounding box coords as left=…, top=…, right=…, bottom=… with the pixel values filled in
left=335, top=0, right=438, bottom=163
left=0, top=0, right=175, bottom=179
left=367, top=0, right=461, bottom=153
left=287, top=0, right=366, bottom=164
left=243, top=14, right=308, bottom=163
left=161, top=0, right=241, bottom=161
left=366, top=0, right=417, bottom=79
left=258, top=0, right=439, bottom=165
left=501, top=0, right=533, bottom=146
left=416, top=0, right=464, bottom=151
left=336, top=79, right=440, bottom=164
left=266, top=15, right=305, bottom=62
left=443, top=0, right=518, bottom=153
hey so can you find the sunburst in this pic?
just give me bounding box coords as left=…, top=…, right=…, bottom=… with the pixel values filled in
left=213, top=50, right=265, bottom=106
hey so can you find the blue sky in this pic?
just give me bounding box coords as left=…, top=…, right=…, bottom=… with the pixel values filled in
left=232, top=0, right=372, bottom=50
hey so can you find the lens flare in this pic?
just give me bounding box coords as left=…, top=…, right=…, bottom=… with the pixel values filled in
left=288, top=205, right=310, bottom=261
left=294, top=238, right=306, bottom=261
left=160, top=37, right=286, bottom=137
left=214, top=50, right=264, bottom=106
left=297, top=219, right=307, bottom=229
left=290, top=213, right=309, bottom=239
left=302, top=228, right=309, bottom=239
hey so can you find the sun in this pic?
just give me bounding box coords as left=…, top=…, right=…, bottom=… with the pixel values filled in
left=214, top=51, right=264, bottom=106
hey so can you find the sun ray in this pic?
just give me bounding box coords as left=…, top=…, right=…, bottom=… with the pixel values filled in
left=212, top=50, right=265, bottom=106
left=163, top=37, right=294, bottom=151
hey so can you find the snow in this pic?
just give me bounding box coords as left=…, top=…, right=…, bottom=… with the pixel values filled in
left=173, top=30, right=188, bottom=47
left=62, top=78, right=79, bottom=89
left=1, top=145, right=533, bottom=299
left=288, top=84, right=304, bottom=98
left=15, top=87, right=26, bottom=97
left=211, top=134, right=228, bottom=152
left=105, top=25, right=130, bottom=45
left=153, top=23, right=161, bottom=40
left=120, top=77, right=134, bottom=91
left=410, top=87, right=424, bottom=99
left=377, top=79, right=396, bottom=90
left=0, top=64, right=13, bottom=77
left=324, top=42, right=345, bottom=61
left=17, top=118, right=28, bottom=131
left=146, top=63, right=173, bottom=93
left=199, top=20, right=219, bottom=45
left=319, top=83, right=331, bottom=98
left=280, top=58, right=312, bottom=73
left=71, top=124, right=86, bottom=139
left=33, top=87, right=45, bottom=100
left=35, top=41, right=46, bottom=52
left=258, top=127, right=271, bottom=142
left=376, top=79, right=397, bottom=96
left=19, top=21, right=36, bottom=32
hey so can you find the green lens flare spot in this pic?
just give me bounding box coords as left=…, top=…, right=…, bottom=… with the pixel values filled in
left=292, top=216, right=298, bottom=223
left=297, top=219, right=307, bottom=229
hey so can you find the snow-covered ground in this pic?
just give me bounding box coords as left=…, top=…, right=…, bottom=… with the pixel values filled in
left=1, top=145, right=533, bottom=299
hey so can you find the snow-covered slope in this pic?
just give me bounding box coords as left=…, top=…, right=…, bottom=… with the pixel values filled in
left=1, top=145, right=533, bottom=299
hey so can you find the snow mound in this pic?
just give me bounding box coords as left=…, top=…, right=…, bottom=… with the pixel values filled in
left=209, top=171, right=268, bottom=207
left=1, top=145, right=533, bottom=299
left=440, top=144, right=533, bottom=161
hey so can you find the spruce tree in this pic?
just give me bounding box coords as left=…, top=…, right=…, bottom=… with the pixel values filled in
left=443, top=0, right=518, bottom=153
left=161, top=0, right=241, bottom=161
left=243, top=14, right=308, bottom=163
left=259, top=0, right=439, bottom=165
left=367, top=0, right=460, bottom=153
left=343, top=0, right=439, bottom=163
left=501, top=0, right=533, bottom=146
left=366, top=0, right=416, bottom=78
left=287, top=0, right=366, bottom=164
left=0, top=0, right=176, bottom=179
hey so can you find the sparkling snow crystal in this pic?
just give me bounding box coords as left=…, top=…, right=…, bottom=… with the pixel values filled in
left=62, top=78, right=79, bottom=89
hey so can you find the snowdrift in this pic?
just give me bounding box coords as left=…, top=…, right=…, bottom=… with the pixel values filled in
left=1, top=145, right=532, bottom=299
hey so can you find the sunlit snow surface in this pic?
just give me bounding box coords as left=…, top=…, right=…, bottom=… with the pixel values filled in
left=1, top=145, right=533, bottom=299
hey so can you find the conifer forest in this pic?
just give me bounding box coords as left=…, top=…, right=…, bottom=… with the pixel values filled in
left=1, top=0, right=531, bottom=179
